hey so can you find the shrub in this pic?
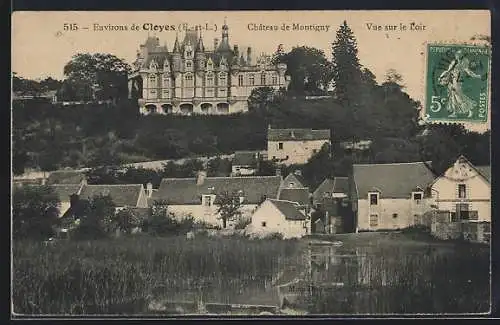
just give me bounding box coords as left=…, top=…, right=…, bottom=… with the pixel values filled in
left=234, top=218, right=251, bottom=230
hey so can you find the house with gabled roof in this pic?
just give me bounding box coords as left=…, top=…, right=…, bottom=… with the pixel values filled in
left=282, top=170, right=307, bottom=188
left=429, top=156, right=491, bottom=223
left=152, top=172, right=282, bottom=227
left=78, top=184, right=150, bottom=210
left=267, top=126, right=331, bottom=165
left=351, top=161, right=436, bottom=232
left=312, top=177, right=349, bottom=205
left=248, top=199, right=309, bottom=239
left=49, top=183, right=85, bottom=217
left=231, top=151, right=261, bottom=176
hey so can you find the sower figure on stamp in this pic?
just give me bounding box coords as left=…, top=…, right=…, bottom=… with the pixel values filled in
left=438, top=49, right=485, bottom=118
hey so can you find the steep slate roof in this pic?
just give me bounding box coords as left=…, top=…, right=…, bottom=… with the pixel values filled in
left=49, top=184, right=82, bottom=202
left=283, top=173, right=307, bottom=188
left=353, top=161, right=435, bottom=199
left=46, top=170, right=86, bottom=185
left=278, top=188, right=310, bottom=206
left=267, top=128, right=331, bottom=142
left=154, top=176, right=282, bottom=205
left=233, top=151, right=259, bottom=166
left=79, top=184, right=143, bottom=207
left=268, top=199, right=307, bottom=221
left=476, top=166, right=491, bottom=183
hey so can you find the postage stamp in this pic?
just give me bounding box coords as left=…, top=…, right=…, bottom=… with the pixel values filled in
left=424, top=43, right=491, bottom=123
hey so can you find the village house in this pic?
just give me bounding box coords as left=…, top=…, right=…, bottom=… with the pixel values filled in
left=152, top=172, right=282, bottom=227
left=429, top=156, right=491, bottom=223
left=351, top=161, right=436, bottom=232
left=248, top=199, right=309, bottom=239
left=311, top=177, right=353, bottom=234
left=267, top=126, right=331, bottom=166
left=49, top=183, right=85, bottom=217
left=78, top=184, right=151, bottom=211
left=278, top=187, right=311, bottom=212
left=231, top=151, right=261, bottom=176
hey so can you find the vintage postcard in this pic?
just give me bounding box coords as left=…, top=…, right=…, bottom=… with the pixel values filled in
left=11, top=10, right=491, bottom=317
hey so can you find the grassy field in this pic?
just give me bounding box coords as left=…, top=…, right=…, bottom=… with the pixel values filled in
left=12, top=235, right=300, bottom=315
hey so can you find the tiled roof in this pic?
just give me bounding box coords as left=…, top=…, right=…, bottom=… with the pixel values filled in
left=268, top=199, right=307, bottom=221
left=233, top=151, right=259, bottom=166
left=268, top=128, right=330, bottom=141
left=49, top=184, right=82, bottom=202
left=476, top=166, right=491, bottom=183
left=333, top=177, right=349, bottom=193
left=154, top=176, right=282, bottom=205
left=278, top=187, right=310, bottom=206
left=46, top=170, right=85, bottom=185
left=312, top=178, right=335, bottom=203
left=282, top=173, right=306, bottom=188
left=353, top=161, right=435, bottom=199
left=79, top=184, right=143, bottom=207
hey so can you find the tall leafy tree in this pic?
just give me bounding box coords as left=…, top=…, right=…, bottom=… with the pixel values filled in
left=215, top=190, right=243, bottom=229
left=331, top=21, right=363, bottom=106
left=63, top=53, right=131, bottom=102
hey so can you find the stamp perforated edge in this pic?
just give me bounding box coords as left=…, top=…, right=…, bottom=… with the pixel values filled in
left=420, top=39, right=492, bottom=126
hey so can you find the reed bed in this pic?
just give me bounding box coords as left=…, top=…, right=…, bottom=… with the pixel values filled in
left=12, top=235, right=299, bottom=315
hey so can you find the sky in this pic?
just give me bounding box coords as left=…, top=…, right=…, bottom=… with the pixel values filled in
left=12, top=10, right=490, bottom=132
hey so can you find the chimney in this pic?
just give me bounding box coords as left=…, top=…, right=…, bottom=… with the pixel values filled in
left=146, top=182, right=153, bottom=198
left=247, top=47, right=252, bottom=65
left=197, top=171, right=207, bottom=186
left=214, top=38, right=219, bottom=50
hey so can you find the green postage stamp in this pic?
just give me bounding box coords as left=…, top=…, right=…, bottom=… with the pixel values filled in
left=425, top=44, right=490, bottom=123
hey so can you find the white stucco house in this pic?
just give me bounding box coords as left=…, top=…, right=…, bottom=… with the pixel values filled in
left=152, top=172, right=282, bottom=227
left=429, top=156, right=491, bottom=222
left=247, top=199, right=309, bottom=239
left=351, top=161, right=436, bottom=232
left=231, top=151, right=261, bottom=176
left=267, top=127, right=331, bottom=165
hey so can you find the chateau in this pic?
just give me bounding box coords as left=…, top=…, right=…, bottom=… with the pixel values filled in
left=128, top=20, right=290, bottom=115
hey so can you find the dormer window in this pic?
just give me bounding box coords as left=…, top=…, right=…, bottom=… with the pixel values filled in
left=369, top=192, right=379, bottom=205
left=219, top=73, right=227, bottom=86
left=207, top=59, right=214, bottom=70
left=249, top=74, right=255, bottom=85
left=149, top=74, right=156, bottom=85
left=187, top=50, right=192, bottom=57
left=202, top=195, right=213, bottom=207
left=412, top=192, right=423, bottom=204
left=261, top=72, right=266, bottom=85
left=186, top=61, right=192, bottom=69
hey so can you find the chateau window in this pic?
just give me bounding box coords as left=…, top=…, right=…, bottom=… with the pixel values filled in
left=272, top=74, right=278, bottom=85
left=261, top=72, right=266, bottom=85
left=238, top=75, right=244, bottom=86
left=458, top=184, right=467, bottom=199
left=369, top=214, right=378, bottom=227
left=162, top=89, right=169, bottom=98
left=207, top=61, right=214, bottom=70
left=185, top=74, right=194, bottom=87
left=369, top=193, right=379, bottom=205
left=219, top=73, right=227, bottom=86
left=249, top=74, right=255, bottom=85
left=186, top=50, right=193, bottom=57
left=206, top=74, right=214, bottom=86
left=163, top=76, right=170, bottom=87
left=278, top=142, right=283, bottom=150
left=186, top=61, right=192, bottom=69
left=206, top=88, right=214, bottom=97
left=149, top=75, right=156, bottom=85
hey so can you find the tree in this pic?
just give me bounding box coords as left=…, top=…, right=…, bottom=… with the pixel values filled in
left=302, top=143, right=335, bottom=189
left=13, top=185, right=60, bottom=240
left=63, top=53, right=131, bottom=102
left=72, top=194, right=116, bottom=239
left=114, top=208, right=142, bottom=234
left=276, top=46, right=333, bottom=95
left=331, top=21, right=363, bottom=105
left=215, top=190, right=243, bottom=229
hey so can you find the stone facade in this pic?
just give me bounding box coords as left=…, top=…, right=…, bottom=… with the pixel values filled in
left=128, top=21, right=289, bottom=115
